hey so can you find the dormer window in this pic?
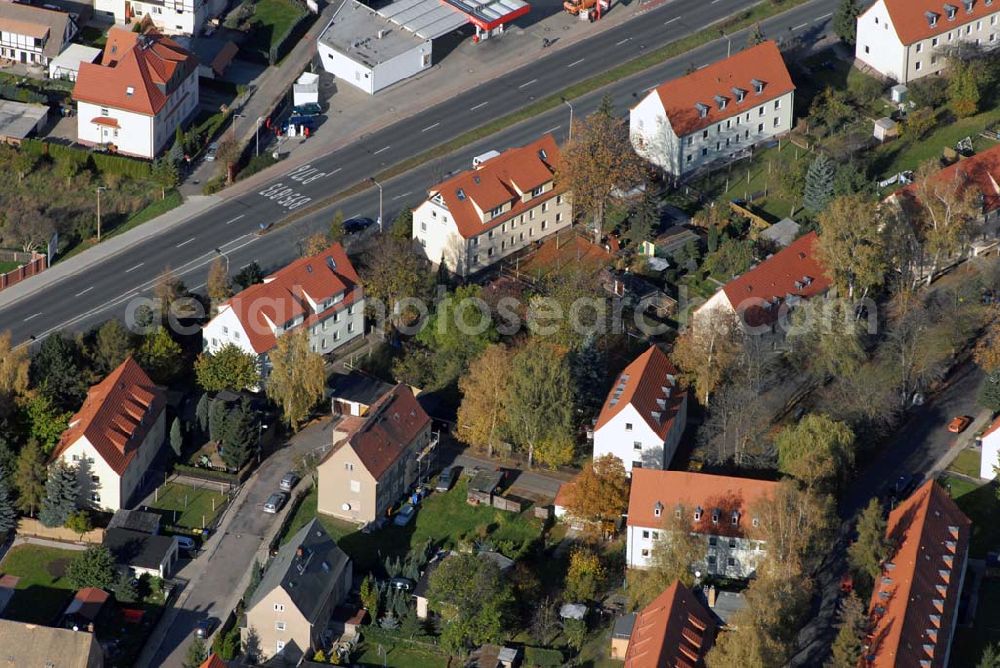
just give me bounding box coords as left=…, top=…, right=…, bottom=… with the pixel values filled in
left=456, top=188, right=466, bottom=201
left=711, top=509, right=720, bottom=525
left=531, top=186, right=544, bottom=197
left=751, top=79, right=765, bottom=94
left=694, top=506, right=703, bottom=521
left=675, top=506, right=682, bottom=519
left=713, top=95, right=727, bottom=110
left=944, top=3, right=957, bottom=20
left=695, top=102, right=710, bottom=118
left=654, top=501, right=663, bottom=517
left=731, top=87, right=746, bottom=102
left=491, top=205, right=503, bottom=217
left=731, top=510, right=740, bottom=526
left=126, top=86, right=134, bottom=96
left=926, top=10, right=939, bottom=25
left=963, top=0, right=973, bottom=12
left=538, top=148, right=548, bottom=160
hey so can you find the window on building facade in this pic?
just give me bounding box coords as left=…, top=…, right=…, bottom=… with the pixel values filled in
left=633, top=441, right=642, bottom=450
left=350, top=480, right=360, bottom=492
left=642, top=530, right=649, bottom=538
left=274, top=604, right=285, bottom=612
left=275, top=622, right=286, bottom=631
left=625, top=423, right=632, bottom=431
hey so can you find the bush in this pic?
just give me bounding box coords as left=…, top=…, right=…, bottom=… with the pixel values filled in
left=202, top=175, right=227, bottom=195
left=0, top=83, right=45, bottom=104
left=269, top=11, right=315, bottom=65
left=19, top=139, right=153, bottom=179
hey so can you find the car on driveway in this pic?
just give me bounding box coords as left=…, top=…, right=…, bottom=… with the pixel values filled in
left=263, top=492, right=288, bottom=514
left=390, top=576, right=415, bottom=591
left=393, top=503, right=416, bottom=526
left=947, top=416, right=972, bottom=433
left=175, top=536, right=197, bottom=553
left=435, top=466, right=459, bottom=493
left=344, top=217, right=375, bottom=234
left=279, top=472, right=300, bottom=492
left=293, top=102, right=322, bottom=116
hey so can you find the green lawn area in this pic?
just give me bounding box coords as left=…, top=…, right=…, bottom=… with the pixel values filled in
left=947, top=448, right=984, bottom=479
left=147, top=481, right=227, bottom=531
left=243, top=0, right=307, bottom=57
left=0, top=260, right=18, bottom=274
left=354, top=638, right=448, bottom=668
left=285, top=478, right=544, bottom=576
left=938, top=474, right=1000, bottom=557
left=954, top=577, right=1000, bottom=666
left=0, top=544, right=79, bottom=624
left=77, top=25, right=107, bottom=48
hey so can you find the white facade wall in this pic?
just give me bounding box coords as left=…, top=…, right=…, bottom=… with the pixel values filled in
left=318, top=39, right=431, bottom=95
left=631, top=89, right=794, bottom=177
left=94, top=0, right=202, bottom=35
left=981, top=432, right=1000, bottom=480
left=0, top=29, right=46, bottom=65
left=306, top=299, right=365, bottom=355
left=692, top=288, right=735, bottom=326
left=592, top=400, right=688, bottom=474
left=855, top=1, right=906, bottom=83
left=626, top=524, right=764, bottom=578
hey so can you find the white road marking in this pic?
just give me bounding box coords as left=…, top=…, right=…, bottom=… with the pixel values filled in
left=373, top=146, right=390, bottom=155
left=23, top=313, right=41, bottom=322
left=815, top=12, right=832, bottom=21
left=421, top=122, right=440, bottom=132
left=793, top=22, right=809, bottom=30
left=224, top=214, right=245, bottom=225
left=518, top=79, right=538, bottom=89
left=125, top=263, right=144, bottom=273
left=392, top=191, right=413, bottom=201
left=616, top=37, right=630, bottom=46
left=711, top=0, right=721, bottom=4
left=663, top=16, right=679, bottom=24
left=330, top=167, right=342, bottom=175
left=567, top=58, right=585, bottom=67
left=176, top=237, right=196, bottom=247
left=75, top=286, right=94, bottom=297
left=542, top=125, right=561, bottom=135
left=470, top=101, right=488, bottom=111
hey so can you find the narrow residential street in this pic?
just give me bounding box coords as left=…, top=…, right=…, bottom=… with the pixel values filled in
left=137, top=420, right=337, bottom=668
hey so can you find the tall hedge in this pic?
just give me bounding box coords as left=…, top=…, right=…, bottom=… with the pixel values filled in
left=20, top=138, right=153, bottom=179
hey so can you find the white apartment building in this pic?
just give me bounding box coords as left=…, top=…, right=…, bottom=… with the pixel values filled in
left=51, top=357, right=166, bottom=512
left=856, top=0, right=1000, bottom=84
left=592, top=345, right=687, bottom=475
left=630, top=40, right=795, bottom=178
left=0, top=3, right=77, bottom=66
left=626, top=469, right=778, bottom=579
left=412, top=134, right=573, bottom=277
left=94, top=0, right=226, bottom=35
left=72, top=28, right=198, bottom=159
left=202, top=242, right=365, bottom=383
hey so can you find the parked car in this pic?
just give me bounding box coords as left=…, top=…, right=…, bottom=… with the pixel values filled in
left=393, top=503, right=416, bottom=526
left=175, top=536, right=197, bottom=552
left=389, top=577, right=415, bottom=591
left=280, top=472, right=300, bottom=492
left=263, top=492, right=288, bottom=514
left=344, top=217, right=375, bottom=234
left=293, top=102, right=323, bottom=116
left=435, top=466, right=460, bottom=493
left=947, top=416, right=972, bottom=434
left=194, top=618, right=215, bottom=638
left=204, top=142, right=218, bottom=161
left=891, top=474, right=918, bottom=500
left=281, top=115, right=317, bottom=133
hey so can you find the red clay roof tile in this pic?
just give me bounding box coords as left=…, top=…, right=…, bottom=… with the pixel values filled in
left=866, top=0, right=1000, bottom=45
left=895, top=143, right=1000, bottom=216
left=594, top=345, right=684, bottom=440
left=624, top=580, right=717, bottom=668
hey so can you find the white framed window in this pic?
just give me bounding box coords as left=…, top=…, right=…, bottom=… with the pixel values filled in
left=640, top=549, right=649, bottom=557
left=633, top=441, right=642, bottom=450
left=642, top=530, right=649, bottom=538
left=625, top=423, right=632, bottom=431
left=344, top=463, right=354, bottom=471
left=276, top=641, right=285, bottom=653
left=273, top=604, right=285, bottom=612
left=275, top=621, right=286, bottom=631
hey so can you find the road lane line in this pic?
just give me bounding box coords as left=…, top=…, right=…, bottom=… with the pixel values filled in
left=176, top=237, right=196, bottom=248
left=373, top=146, right=390, bottom=155
left=125, top=263, right=144, bottom=273
left=421, top=122, right=440, bottom=132
left=663, top=16, right=679, bottom=24
left=75, top=287, right=94, bottom=297
left=330, top=167, right=342, bottom=175
left=392, top=191, right=412, bottom=201
left=23, top=313, right=41, bottom=322
left=815, top=12, right=832, bottom=20
left=470, top=101, right=488, bottom=111
left=224, top=214, right=245, bottom=225
left=616, top=37, right=630, bottom=46
left=567, top=58, right=585, bottom=67
left=793, top=22, right=808, bottom=30
left=542, top=125, right=561, bottom=135
left=518, top=79, right=537, bottom=89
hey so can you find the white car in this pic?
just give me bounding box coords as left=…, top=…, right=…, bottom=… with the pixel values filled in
left=204, top=142, right=219, bottom=161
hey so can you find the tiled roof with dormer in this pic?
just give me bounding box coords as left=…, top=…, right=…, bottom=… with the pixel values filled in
left=624, top=581, right=717, bottom=668
left=865, top=0, right=1000, bottom=46
left=594, top=345, right=684, bottom=441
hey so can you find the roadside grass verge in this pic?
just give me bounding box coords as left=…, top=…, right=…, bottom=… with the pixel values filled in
left=947, top=447, right=983, bottom=480
left=937, top=474, right=999, bottom=558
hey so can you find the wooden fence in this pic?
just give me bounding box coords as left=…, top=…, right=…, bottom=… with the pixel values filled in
left=18, top=517, right=104, bottom=544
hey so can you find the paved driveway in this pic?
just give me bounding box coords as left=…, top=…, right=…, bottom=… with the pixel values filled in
left=139, top=419, right=338, bottom=668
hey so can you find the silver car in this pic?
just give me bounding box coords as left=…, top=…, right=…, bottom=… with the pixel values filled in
left=279, top=472, right=300, bottom=492
left=263, top=492, right=288, bottom=514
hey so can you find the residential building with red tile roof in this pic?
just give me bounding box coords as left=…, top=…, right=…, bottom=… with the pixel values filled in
left=412, top=134, right=573, bottom=276
left=202, top=242, right=364, bottom=384
left=630, top=41, right=795, bottom=177
left=51, top=356, right=166, bottom=511
left=592, top=345, right=687, bottom=475
left=626, top=469, right=778, bottom=577
left=317, top=384, right=436, bottom=524
left=621, top=580, right=718, bottom=667
left=694, top=231, right=831, bottom=332
left=95, top=0, right=226, bottom=35
left=889, top=143, right=1000, bottom=223
left=198, top=655, right=229, bottom=668
left=855, top=0, right=1000, bottom=84
left=72, top=28, right=198, bottom=158
left=865, top=480, right=970, bottom=668
left=0, top=2, right=78, bottom=66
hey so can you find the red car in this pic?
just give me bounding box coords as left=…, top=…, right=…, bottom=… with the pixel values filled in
left=947, top=416, right=972, bottom=434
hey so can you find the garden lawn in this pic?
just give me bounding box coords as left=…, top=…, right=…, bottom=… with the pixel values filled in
left=147, top=481, right=227, bottom=530
left=0, top=260, right=18, bottom=273
left=953, top=577, right=1000, bottom=667
left=354, top=639, right=448, bottom=668
left=938, top=474, right=1000, bottom=557
left=243, top=0, right=307, bottom=58
left=0, top=544, right=78, bottom=624
left=947, top=448, right=983, bottom=480
left=284, top=479, right=544, bottom=576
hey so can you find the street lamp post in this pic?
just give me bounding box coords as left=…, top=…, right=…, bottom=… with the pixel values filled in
left=214, top=247, right=229, bottom=273
left=562, top=98, right=574, bottom=141
left=255, top=117, right=263, bottom=157
left=96, top=186, right=107, bottom=242
left=370, top=177, right=383, bottom=233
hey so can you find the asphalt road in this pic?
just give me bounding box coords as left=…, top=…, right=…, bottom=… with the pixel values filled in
left=0, top=0, right=838, bottom=346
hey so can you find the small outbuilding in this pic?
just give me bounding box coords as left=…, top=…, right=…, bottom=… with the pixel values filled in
left=0, top=100, right=48, bottom=144
left=874, top=117, right=898, bottom=142
left=47, top=43, right=100, bottom=82
left=759, top=218, right=801, bottom=248
left=104, top=528, right=179, bottom=579
left=467, top=468, right=505, bottom=505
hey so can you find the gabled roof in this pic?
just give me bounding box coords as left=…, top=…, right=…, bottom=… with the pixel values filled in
left=866, top=481, right=970, bottom=668
left=648, top=41, right=794, bottom=137
left=199, top=654, right=229, bottom=668
left=981, top=414, right=1000, bottom=441
left=864, top=0, right=1000, bottom=45
left=327, top=384, right=431, bottom=480
left=0, top=3, right=73, bottom=57
left=219, top=242, right=362, bottom=355
left=427, top=134, right=564, bottom=239
left=63, top=587, right=109, bottom=624
left=718, top=231, right=831, bottom=328
left=627, top=469, right=778, bottom=535
left=0, top=619, right=103, bottom=668
left=248, top=519, right=351, bottom=623
left=624, top=581, right=718, bottom=668
left=328, top=370, right=394, bottom=408
left=594, top=345, right=684, bottom=440
left=894, top=143, right=1000, bottom=216
left=52, top=356, right=165, bottom=476
left=72, top=27, right=197, bottom=115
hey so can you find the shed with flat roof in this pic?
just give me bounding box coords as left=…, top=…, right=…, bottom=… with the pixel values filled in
left=0, top=100, right=48, bottom=143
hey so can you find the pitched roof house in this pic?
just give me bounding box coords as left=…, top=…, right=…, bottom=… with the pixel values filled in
left=855, top=0, right=1000, bottom=84
left=626, top=469, right=778, bottom=578
left=51, top=356, right=166, bottom=511
left=592, top=345, right=687, bottom=475
left=622, top=581, right=718, bottom=667
left=412, top=134, right=573, bottom=276
left=202, top=242, right=365, bottom=381
left=890, top=143, right=1000, bottom=222
left=243, top=519, right=352, bottom=664
left=630, top=41, right=795, bottom=177
left=865, top=481, right=970, bottom=668
left=104, top=527, right=180, bottom=578
left=61, top=587, right=109, bottom=631
left=317, top=384, right=434, bottom=524
left=72, top=28, right=198, bottom=158
left=0, top=619, right=104, bottom=667
left=0, top=2, right=78, bottom=65
left=694, top=231, right=831, bottom=331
